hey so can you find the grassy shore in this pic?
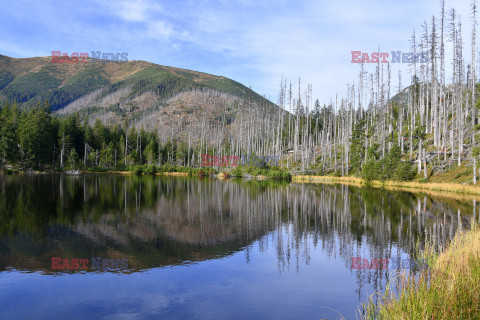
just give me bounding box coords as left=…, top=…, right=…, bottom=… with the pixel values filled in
left=362, top=225, right=480, bottom=319
left=293, top=175, right=480, bottom=198
left=6, top=164, right=480, bottom=198
left=85, top=171, right=189, bottom=176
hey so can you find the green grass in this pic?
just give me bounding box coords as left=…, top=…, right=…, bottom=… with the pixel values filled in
left=362, top=225, right=480, bottom=319
left=228, top=166, right=292, bottom=181
left=126, top=164, right=216, bottom=176
left=428, top=164, right=474, bottom=184
left=123, top=164, right=292, bottom=180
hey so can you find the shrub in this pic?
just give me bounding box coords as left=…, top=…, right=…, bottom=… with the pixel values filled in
left=264, top=169, right=291, bottom=181
left=375, top=158, right=389, bottom=181
left=362, top=160, right=377, bottom=182
left=395, top=162, right=416, bottom=181
left=232, top=167, right=243, bottom=178
left=143, top=164, right=157, bottom=175
left=280, top=170, right=292, bottom=181
left=386, top=145, right=401, bottom=175
left=129, top=165, right=143, bottom=175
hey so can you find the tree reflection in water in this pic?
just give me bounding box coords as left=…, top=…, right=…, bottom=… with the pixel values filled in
left=0, top=174, right=476, bottom=304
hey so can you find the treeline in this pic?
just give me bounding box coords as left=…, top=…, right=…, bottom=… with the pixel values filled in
left=2, top=0, right=478, bottom=184
left=0, top=102, right=203, bottom=171
left=270, top=0, right=480, bottom=183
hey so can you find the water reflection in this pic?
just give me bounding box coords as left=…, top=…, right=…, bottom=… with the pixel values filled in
left=0, top=175, right=477, bottom=318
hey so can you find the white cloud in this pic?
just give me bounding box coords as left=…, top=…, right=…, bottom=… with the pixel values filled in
left=111, top=0, right=163, bottom=22
left=146, top=20, right=174, bottom=40
left=0, top=0, right=477, bottom=105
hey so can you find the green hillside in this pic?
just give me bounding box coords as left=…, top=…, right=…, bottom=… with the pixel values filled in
left=0, top=55, right=273, bottom=112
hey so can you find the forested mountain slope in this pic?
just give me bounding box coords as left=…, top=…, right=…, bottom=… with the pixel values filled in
left=0, top=54, right=278, bottom=139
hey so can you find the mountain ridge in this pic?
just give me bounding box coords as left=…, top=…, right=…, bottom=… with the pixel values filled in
left=0, top=55, right=277, bottom=135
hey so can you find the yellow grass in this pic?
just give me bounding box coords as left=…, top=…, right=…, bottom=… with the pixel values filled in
left=81, top=170, right=132, bottom=175
left=293, top=175, right=480, bottom=200
left=156, top=172, right=189, bottom=176
left=363, top=225, right=480, bottom=319
left=80, top=170, right=190, bottom=176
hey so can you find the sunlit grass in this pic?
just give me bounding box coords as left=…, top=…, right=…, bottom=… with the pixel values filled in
left=361, top=224, right=480, bottom=319
left=293, top=175, right=480, bottom=197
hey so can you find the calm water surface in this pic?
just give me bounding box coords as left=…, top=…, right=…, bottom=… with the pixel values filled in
left=0, top=175, right=476, bottom=319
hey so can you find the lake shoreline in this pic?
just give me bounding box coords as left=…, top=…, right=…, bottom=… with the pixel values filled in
left=293, top=175, right=480, bottom=199
left=3, top=172, right=467, bottom=319
left=4, top=168, right=480, bottom=199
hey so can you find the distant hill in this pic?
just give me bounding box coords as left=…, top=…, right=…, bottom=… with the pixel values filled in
left=0, top=54, right=278, bottom=136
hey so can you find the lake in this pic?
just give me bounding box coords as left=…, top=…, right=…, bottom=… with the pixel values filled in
left=0, top=174, right=475, bottom=319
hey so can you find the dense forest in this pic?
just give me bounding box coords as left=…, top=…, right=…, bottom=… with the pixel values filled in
left=1, top=1, right=480, bottom=184
left=0, top=100, right=290, bottom=179
left=0, top=101, right=200, bottom=171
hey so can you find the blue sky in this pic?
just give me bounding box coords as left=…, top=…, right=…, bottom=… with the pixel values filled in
left=0, top=0, right=473, bottom=105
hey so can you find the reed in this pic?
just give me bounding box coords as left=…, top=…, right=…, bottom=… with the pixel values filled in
left=361, top=224, right=480, bottom=319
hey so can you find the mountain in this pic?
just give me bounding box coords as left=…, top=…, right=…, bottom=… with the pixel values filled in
left=0, top=54, right=278, bottom=136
